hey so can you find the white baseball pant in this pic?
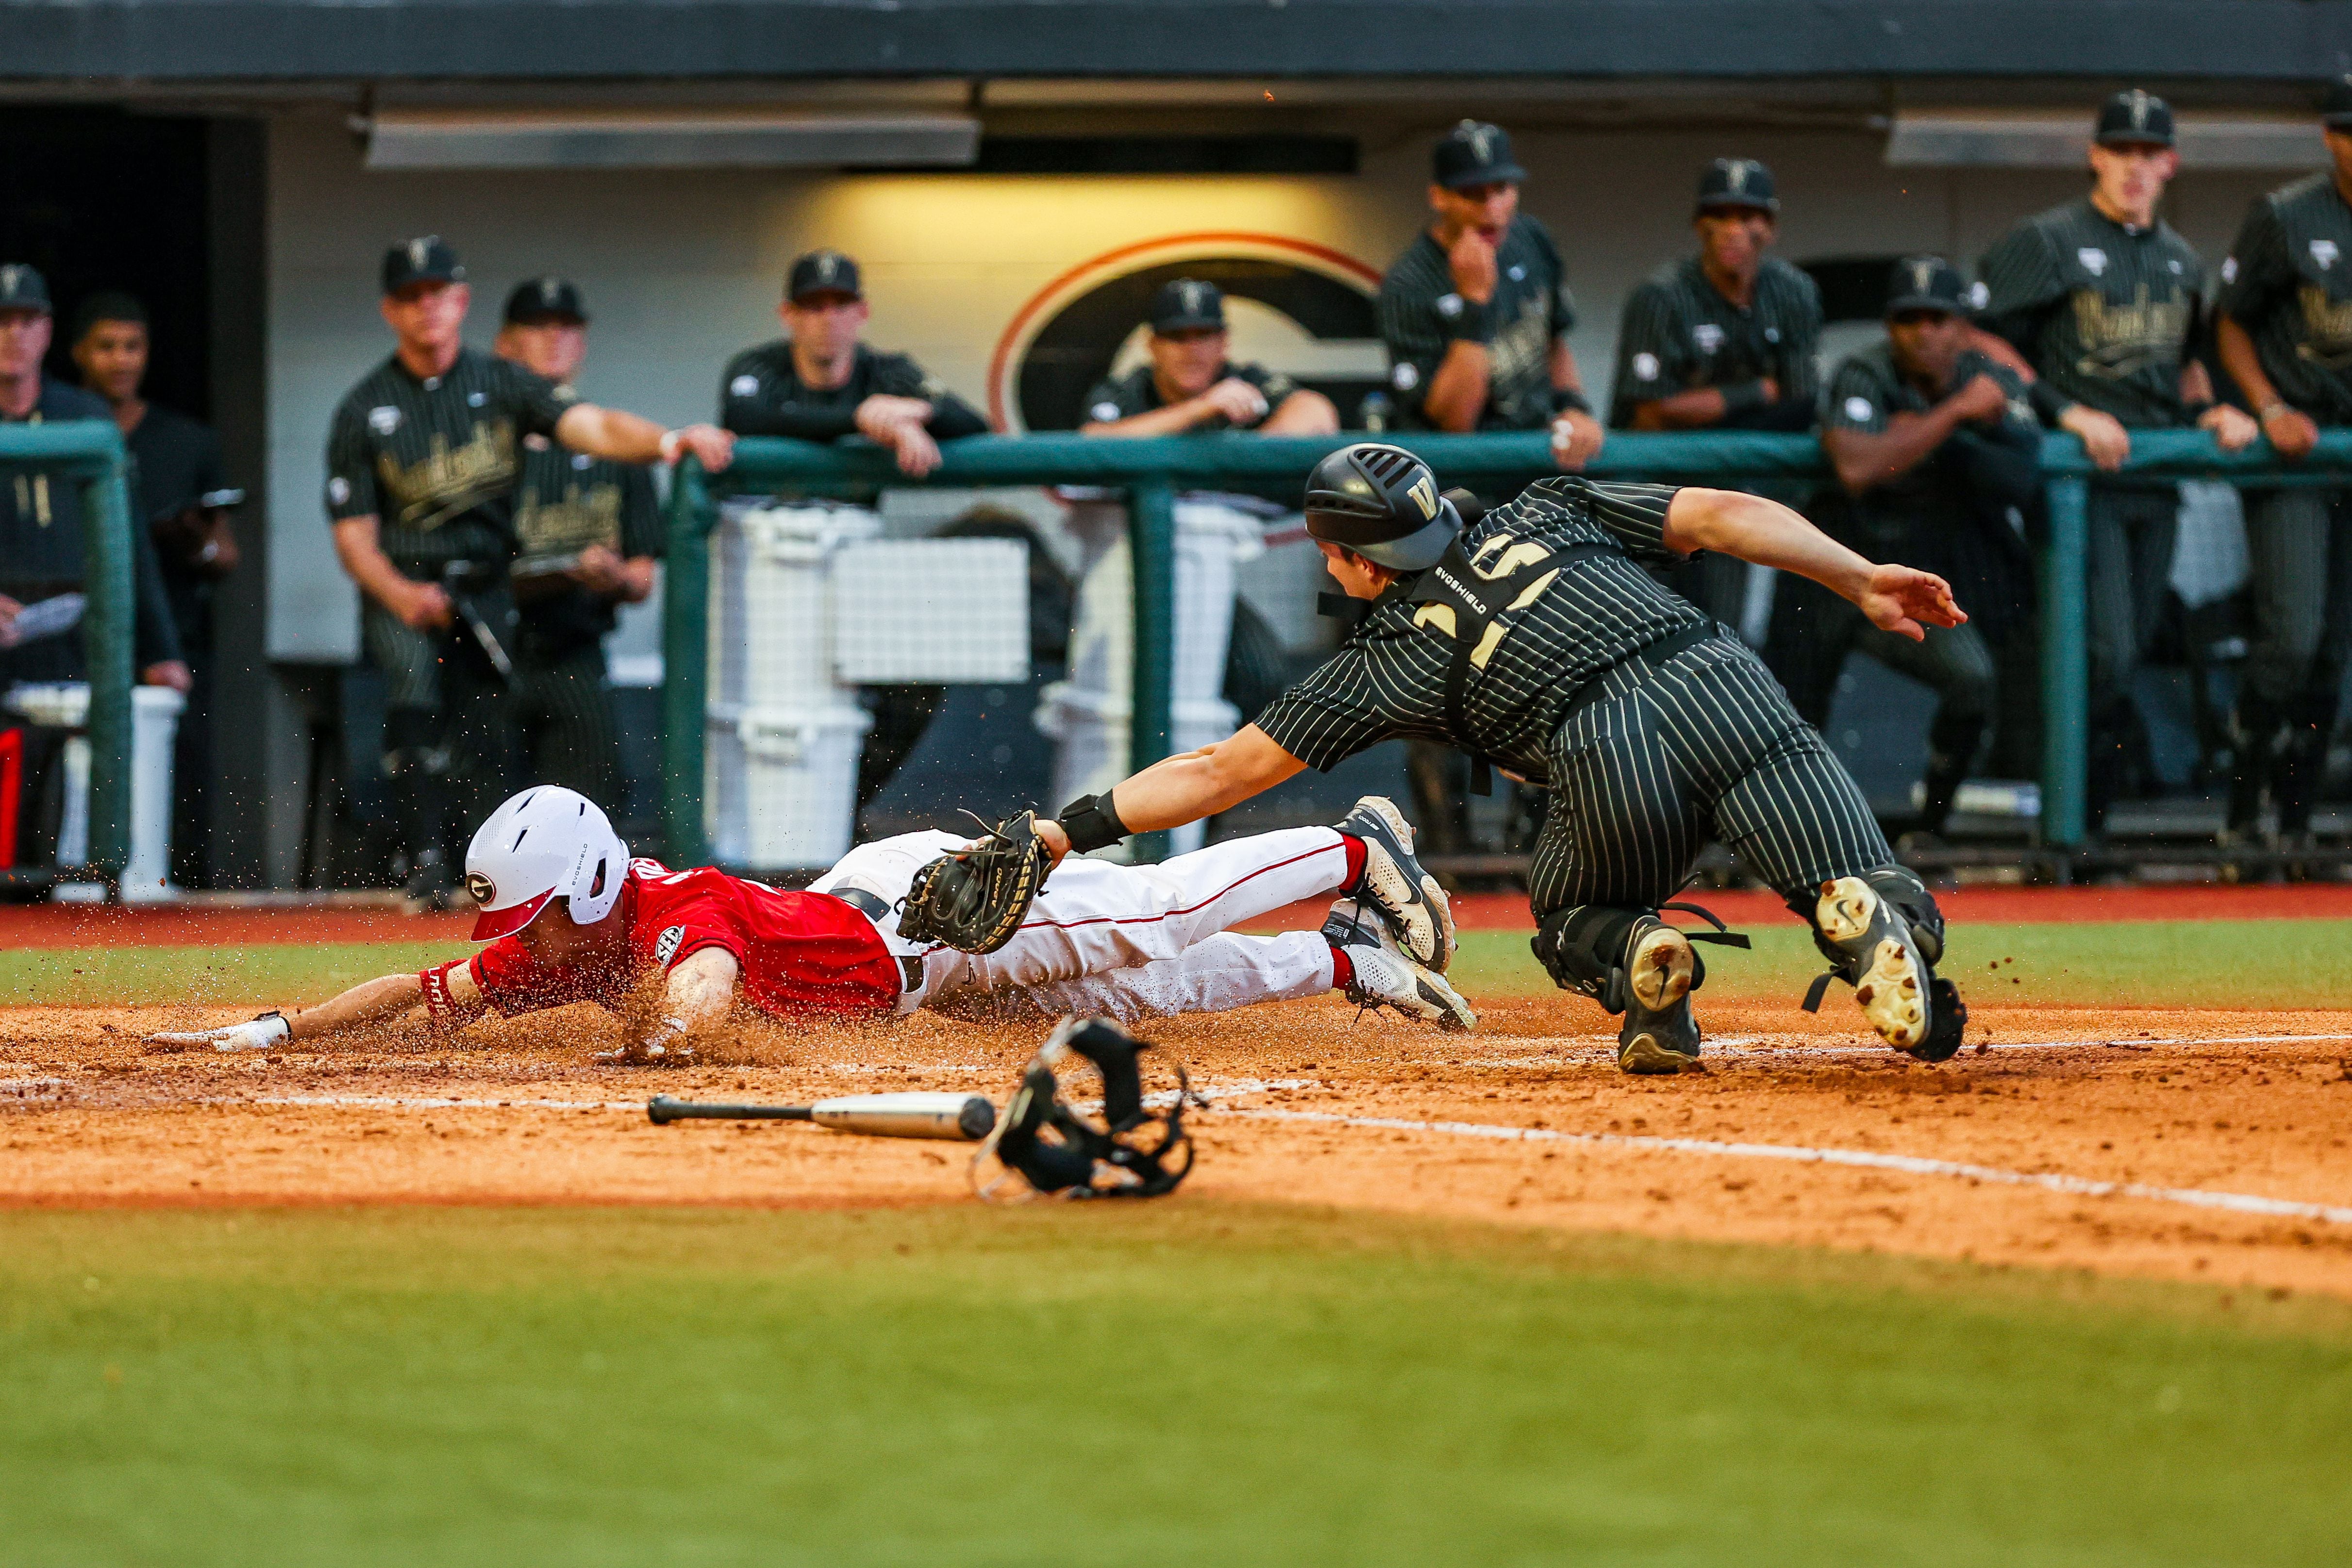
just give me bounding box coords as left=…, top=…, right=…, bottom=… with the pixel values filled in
left=810, top=827, right=1347, bottom=1022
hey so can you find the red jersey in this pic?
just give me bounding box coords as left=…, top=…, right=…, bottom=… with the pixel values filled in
left=465, top=859, right=901, bottom=1019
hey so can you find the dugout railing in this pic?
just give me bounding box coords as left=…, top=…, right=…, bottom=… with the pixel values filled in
left=662, top=430, right=2352, bottom=872
left=0, top=419, right=140, bottom=887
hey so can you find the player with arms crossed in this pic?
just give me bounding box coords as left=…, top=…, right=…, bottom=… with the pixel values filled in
left=948, top=444, right=1975, bottom=1074
left=148, top=784, right=1474, bottom=1058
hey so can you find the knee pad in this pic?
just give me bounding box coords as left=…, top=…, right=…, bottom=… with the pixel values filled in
left=1810, top=865, right=1945, bottom=969
left=1532, top=906, right=1649, bottom=1010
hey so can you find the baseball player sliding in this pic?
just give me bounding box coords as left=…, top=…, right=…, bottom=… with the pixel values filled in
left=147, top=785, right=1472, bottom=1060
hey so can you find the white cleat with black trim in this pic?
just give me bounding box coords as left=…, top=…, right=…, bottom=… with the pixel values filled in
left=1336, top=795, right=1457, bottom=972
left=1323, top=899, right=1477, bottom=1031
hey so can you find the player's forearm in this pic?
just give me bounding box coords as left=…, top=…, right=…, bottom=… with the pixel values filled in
left=1628, top=388, right=1729, bottom=431
left=1105, top=726, right=1307, bottom=833
left=1082, top=400, right=1213, bottom=438
left=2215, top=317, right=2278, bottom=413
left=1823, top=412, right=1961, bottom=495
left=657, top=948, right=740, bottom=1034
left=331, top=519, right=418, bottom=612
left=286, top=972, right=428, bottom=1041
left=1664, top=488, right=1875, bottom=602
left=555, top=403, right=667, bottom=464
left=1259, top=390, right=1340, bottom=435
left=1965, top=327, right=2039, bottom=383
left=1421, top=343, right=1491, bottom=433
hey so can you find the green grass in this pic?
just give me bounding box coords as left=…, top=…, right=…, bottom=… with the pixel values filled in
left=9, top=917, right=2351, bottom=1010
left=1, top=1205, right=2345, bottom=1566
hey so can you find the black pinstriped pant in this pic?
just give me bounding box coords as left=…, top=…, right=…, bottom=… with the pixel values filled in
left=512, top=643, right=622, bottom=807
left=1526, top=635, right=1895, bottom=924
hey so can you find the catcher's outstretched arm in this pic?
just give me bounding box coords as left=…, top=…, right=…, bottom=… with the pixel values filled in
left=1036, top=724, right=1305, bottom=861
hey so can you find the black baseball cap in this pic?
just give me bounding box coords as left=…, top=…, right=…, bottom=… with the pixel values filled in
left=2321, top=74, right=2352, bottom=129
left=1885, top=256, right=1970, bottom=317
left=1433, top=120, right=1525, bottom=190
left=0, top=263, right=52, bottom=315
left=1697, top=158, right=1779, bottom=215
left=503, top=277, right=588, bottom=326
left=382, top=235, right=466, bottom=294
left=786, top=250, right=861, bottom=303
left=2094, top=89, right=2175, bottom=148
left=1150, top=278, right=1226, bottom=334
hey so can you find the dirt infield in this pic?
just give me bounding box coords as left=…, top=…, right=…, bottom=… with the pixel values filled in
left=4, top=994, right=2348, bottom=1299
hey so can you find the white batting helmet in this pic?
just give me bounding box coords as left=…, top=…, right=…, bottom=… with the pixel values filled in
left=462, top=786, right=629, bottom=941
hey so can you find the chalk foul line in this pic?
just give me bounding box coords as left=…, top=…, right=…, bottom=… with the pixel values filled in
left=1223, top=1105, right=2352, bottom=1227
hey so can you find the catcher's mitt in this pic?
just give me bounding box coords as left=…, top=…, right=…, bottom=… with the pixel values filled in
left=897, top=811, right=1052, bottom=954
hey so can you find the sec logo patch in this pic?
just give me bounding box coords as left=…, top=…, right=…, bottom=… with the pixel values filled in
left=368, top=405, right=401, bottom=435
left=654, top=925, right=687, bottom=966
left=1844, top=396, right=1875, bottom=423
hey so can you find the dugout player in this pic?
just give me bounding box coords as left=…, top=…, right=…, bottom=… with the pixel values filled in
left=1975, top=90, right=2260, bottom=833
left=328, top=237, right=733, bottom=910
left=1806, top=258, right=2044, bottom=840
left=719, top=249, right=988, bottom=477
left=2210, top=78, right=2352, bottom=865
left=492, top=278, right=659, bottom=806
left=1611, top=158, right=1824, bottom=631
left=1023, top=444, right=1975, bottom=1073
left=145, top=784, right=1477, bottom=1057
left=1079, top=279, right=1338, bottom=436
left=0, top=264, right=188, bottom=696
left=72, top=290, right=240, bottom=886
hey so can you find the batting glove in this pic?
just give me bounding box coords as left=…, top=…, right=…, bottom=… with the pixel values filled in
left=145, top=1011, right=291, bottom=1053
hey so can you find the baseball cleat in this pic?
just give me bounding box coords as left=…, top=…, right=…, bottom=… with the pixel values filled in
left=1811, top=876, right=1963, bottom=1061
left=1336, top=795, right=1457, bottom=971
left=1617, top=919, right=1702, bottom=1075
left=1324, top=900, right=1476, bottom=1031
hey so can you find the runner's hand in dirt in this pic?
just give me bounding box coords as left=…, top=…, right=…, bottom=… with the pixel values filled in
left=146, top=1013, right=291, bottom=1053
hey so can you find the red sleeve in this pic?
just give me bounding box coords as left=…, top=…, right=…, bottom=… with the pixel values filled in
left=467, top=936, right=564, bottom=1016
left=634, top=879, right=748, bottom=974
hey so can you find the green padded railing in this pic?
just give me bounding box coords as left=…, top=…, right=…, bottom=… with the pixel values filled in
left=0, top=418, right=138, bottom=881
left=663, top=428, right=2352, bottom=867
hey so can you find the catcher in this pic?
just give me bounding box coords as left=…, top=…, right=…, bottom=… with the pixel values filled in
left=146, top=784, right=1472, bottom=1058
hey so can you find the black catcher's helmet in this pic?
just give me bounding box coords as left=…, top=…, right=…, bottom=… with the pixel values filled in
left=1302, top=442, right=1462, bottom=572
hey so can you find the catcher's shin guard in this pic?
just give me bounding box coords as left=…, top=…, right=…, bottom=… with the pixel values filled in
left=1534, top=903, right=1747, bottom=1075
left=1336, top=795, right=1456, bottom=971
left=1804, top=867, right=1966, bottom=1062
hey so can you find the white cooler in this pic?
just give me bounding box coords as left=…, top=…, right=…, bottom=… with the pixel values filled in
left=705, top=702, right=874, bottom=869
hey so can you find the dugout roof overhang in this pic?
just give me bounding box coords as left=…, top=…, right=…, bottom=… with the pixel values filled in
left=2, top=0, right=2349, bottom=92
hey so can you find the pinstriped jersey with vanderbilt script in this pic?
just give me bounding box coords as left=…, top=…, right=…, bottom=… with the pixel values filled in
left=1607, top=256, right=1823, bottom=429
left=1377, top=216, right=1576, bottom=431
left=1251, top=478, right=1702, bottom=779
left=2216, top=173, right=2352, bottom=423
left=1978, top=197, right=2206, bottom=427
left=324, top=347, right=576, bottom=573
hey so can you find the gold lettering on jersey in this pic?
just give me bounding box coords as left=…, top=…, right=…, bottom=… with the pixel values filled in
left=2294, top=283, right=2352, bottom=370
left=1412, top=604, right=1459, bottom=638
left=1487, top=296, right=1551, bottom=411
left=2069, top=284, right=2188, bottom=380
left=517, top=478, right=623, bottom=557
left=374, top=420, right=517, bottom=532
left=1469, top=534, right=1551, bottom=581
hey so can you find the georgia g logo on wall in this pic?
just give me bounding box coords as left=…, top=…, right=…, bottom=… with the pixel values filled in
left=987, top=234, right=1385, bottom=432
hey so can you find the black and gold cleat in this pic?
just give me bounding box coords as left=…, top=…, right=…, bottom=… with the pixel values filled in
left=1617, top=918, right=1703, bottom=1075
left=1809, top=875, right=1966, bottom=1062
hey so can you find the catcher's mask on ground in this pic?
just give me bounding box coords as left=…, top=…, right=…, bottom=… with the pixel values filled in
left=464, top=786, right=629, bottom=942
left=970, top=1016, right=1195, bottom=1202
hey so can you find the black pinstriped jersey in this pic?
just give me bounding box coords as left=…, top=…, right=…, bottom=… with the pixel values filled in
left=1824, top=344, right=2040, bottom=551
left=1978, top=197, right=2206, bottom=427
left=1082, top=361, right=1299, bottom=429
left=513, top=436, right=664, bottom=657
left=1376, top=216, right=1576, bottom=431
left=1252, top=478, right=1701, bottom=780
left=2217, top=173, right=2352, bottom=424
left=1607, top=256, right=1822, bottom=430
left=718, top=341, right=990, bottom=441
left=325, top=347, right=576, bottom=573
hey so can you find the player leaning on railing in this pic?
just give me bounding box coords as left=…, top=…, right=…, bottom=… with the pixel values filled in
left=913, top=443, right=1975, bottom=1074
left=147, top=783, right=1477, bottom=1059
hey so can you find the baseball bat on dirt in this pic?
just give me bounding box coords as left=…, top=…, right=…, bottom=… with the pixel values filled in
left=647, top=1091, right=996, bottom=1141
